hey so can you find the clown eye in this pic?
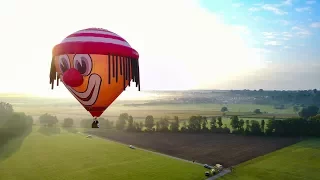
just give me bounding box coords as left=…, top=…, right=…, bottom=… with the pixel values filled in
left=58, top=55, right=70, bottom=73
left=73, top=54, right=92, bottom=76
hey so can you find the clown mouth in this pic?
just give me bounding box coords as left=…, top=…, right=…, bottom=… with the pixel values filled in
left=62, top=74, right=102, bottom=106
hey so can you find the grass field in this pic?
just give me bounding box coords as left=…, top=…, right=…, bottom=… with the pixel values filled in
left=0, top=127, right=205, bottom=180
left=219, top=139, right=320, bottom=180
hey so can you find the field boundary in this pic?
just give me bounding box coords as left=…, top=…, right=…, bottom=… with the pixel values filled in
left=84, top=132, right=234, bottom=180
left=83, top=132, right=204, bottom=166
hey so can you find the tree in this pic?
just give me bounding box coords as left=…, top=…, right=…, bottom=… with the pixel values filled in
left=201, top=116, right=209, bottom=132
left=293, top=106, right=300, bottom=113
left=139, top=122, right=144, bottom=131
left=265, top=119, right=274, bottom=135
left=0, top=102, right=14, bottom=121
left=261, top=119, right=265, bottom=133
left=99, top=118, right=113, bottom=129
left=187, top=116, right=202, bottom=132
left=230, top=116, right=240, bottom=130
left=299, top=105, right=319, bottom=119
left=62, top=118, right=73, bottom=127
left=313, top=89, right=318, bottom=94
left=250, top=120, right=262, bottom=135
left=127, top=115, right=134, bottom=131
left=180, top=121, right=188, bottom=132
left=155, top=121, right=160, bottom=131
left=4, top=112, right=33, bottom=130
left=210, top=117, right=217, bottom=131
left=39, top=113, right=58, bottom=127
left=134, top=122, right=142, bottom=132
left=253, top=109, right=262, bottom=114
left=80, top=119, right=92, bottom=128
left=239, top=119, right=245, bottom=132
left=221, top=107, right=228, bottom=112
left=217, top=116, right=223, bottom=128
left=116, top=113, right=128, bottom=130
left=245, top=120, right=250, bottom=134
left=170, top=116, right=179, bottom=132
left=145, top=115, right=154, bottom=131
left=159, top=116, right=170, bottom=132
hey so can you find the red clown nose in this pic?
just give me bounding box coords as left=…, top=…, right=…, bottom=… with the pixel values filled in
left=63, top=68, right=83, bottom=87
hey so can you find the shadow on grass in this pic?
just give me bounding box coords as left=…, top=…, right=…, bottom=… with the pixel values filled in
left=38, top=126, right=61, bottom=136
left=295, top=138, right=320, bottom=149
left=62, top=127, right=78, bottom=133
left=0, top=126, right=32, bottom=162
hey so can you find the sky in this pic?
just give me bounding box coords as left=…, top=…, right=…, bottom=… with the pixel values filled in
left=0, top=0, right=319, bottom=98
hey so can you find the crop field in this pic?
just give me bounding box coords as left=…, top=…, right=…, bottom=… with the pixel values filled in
left=1, top=96, right=298, bottom=124
left=220, top=139, right=320, bottom=180
left=87, top=129, right=301, bottom=167
left=0, top=127, right=205, bottom=180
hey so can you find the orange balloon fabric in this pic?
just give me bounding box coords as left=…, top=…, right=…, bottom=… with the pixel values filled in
left=49, top=28, right=140, bottom=117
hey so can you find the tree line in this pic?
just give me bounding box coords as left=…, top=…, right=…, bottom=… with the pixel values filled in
left=40, top=104, right=320, bottom=137
left=100, top=105, right=320, bottom=137
left=0, top=102, right=33, bottom=146
left=2, top=101, right=319, bottom=140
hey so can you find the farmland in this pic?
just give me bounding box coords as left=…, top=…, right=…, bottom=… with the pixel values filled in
left=220, top=139, right=320, bottom=180
left=0, top=127, right=205, bottom=180
left=0, top=95, right=298, bottom=126
left=87, top=129, right=301, bottom=167
left=1, top=92, right=318, bottom=180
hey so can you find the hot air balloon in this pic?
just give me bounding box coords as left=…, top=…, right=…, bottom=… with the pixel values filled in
left=49, top=28, right=140, bottom=128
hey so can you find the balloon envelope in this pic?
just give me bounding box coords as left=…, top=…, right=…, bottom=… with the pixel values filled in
left=50, top=28, right=140, bottom=117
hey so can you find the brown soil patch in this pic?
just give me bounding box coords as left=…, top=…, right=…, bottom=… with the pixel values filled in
left=87, top=129, right=300, bottom=167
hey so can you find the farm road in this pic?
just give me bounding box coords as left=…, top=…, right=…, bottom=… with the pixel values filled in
left=206, top=169, right=231, bottom=180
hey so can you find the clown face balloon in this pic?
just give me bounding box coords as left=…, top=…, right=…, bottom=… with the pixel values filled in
left=50, top=28, right=140, bottom=117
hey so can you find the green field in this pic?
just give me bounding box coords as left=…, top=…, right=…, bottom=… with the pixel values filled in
left=219, top=139, right=320, bottom=180
left=0, top=127, right=205, bottom=180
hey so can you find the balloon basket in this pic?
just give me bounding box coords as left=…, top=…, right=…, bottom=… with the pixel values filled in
left=91, top=119, right=100, bottom=128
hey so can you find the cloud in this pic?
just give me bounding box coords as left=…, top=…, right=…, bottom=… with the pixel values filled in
left=264, top=41, right=282, bottom=46
left=278, top=20, right=290, bottom=25
left=283, top=0, right=292, bottom=5
left=252, top=16, right=264, bottom=22
left=306, top=0, right=316, bottom=5
left=232, top=3, right=243, bottom=8
left=282, top=32, right=293, bottom=37
left=295, top=7, right=311, bottom=12
left=310, top=22, right=320, bottom=28
left=292, top=26, right=311, bottom=37
left=249, top=7, right=260, bottom=12
left=262, top=32, right=278, bottom=39
left=262, top=4, right=288, bottom=15
left=232, top=25, right=251, bottom=35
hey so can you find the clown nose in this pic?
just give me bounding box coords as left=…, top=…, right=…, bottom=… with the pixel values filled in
left=63, top=68, right=84, bottom=87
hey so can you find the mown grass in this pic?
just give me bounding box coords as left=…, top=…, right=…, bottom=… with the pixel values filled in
left=219, top=139, right=320, bottom=180
left=0, top=127, right=205, bottom=180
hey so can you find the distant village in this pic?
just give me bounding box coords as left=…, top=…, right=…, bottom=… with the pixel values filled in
left=126, top=89, right=320, bottom=107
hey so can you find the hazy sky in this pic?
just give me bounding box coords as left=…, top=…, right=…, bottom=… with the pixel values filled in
left=0, top=0, right=319, bottom=98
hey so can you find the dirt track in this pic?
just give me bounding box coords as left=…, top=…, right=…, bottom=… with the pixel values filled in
left=87, top=129, right=300, bottom=167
